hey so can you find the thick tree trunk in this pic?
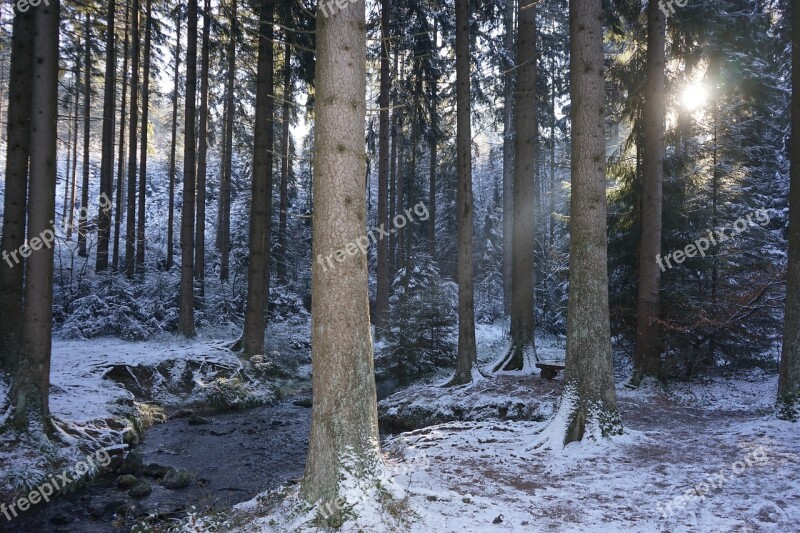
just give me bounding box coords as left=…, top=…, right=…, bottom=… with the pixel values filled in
left=113, top=0, right=130, bottom=271
left=502, top=0, right=514, bottom=315
left=11, top=0, right=60, bottom=432
left=178, top=0, right=198, bottom=337
left=428, top=20, right=438, bottom=260
left=218, top=0, right=236, bottom=282
left=496, top=0, right=536, bottom=373
left=277, top=40, right=292, bottom=286
left=375, top=0, right=391, bottom=337
left=166, top=14, right=181, bottom=272
left=125, top=0, right=140, bottom=279
left=242, top=0, right=274, bottom=356
left=195, top=0, right=211, bottom=298
left=301, top=2, right=384, bottom=519
left=136, top=0, right=152, bottom=275
left=96, top=0, right=116, bottom=272
left=632, top=0, right=667, bottom=385
left=389, top=48, right=399, bottom=276
left=779, top=0, right=800, bottom=419
left=0, top=9, right=34, bottom=376
left=554, top=0, right=621, bottom=445
left=451, top=0, right=478, bottom=385
left=78, top=14, right=91, bottom=258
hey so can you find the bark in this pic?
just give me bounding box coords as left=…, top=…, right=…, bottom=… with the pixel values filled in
left=451, top=0, right=478, bottom=385
left=301, top=2, right=383, bottom=517
left=388, top=48, right=399, bottom=275
left=78, top=13, right=91, bottom=258
left=375, top=0, right=391, bottom=337
left=195, top=0, right=211, bottom=297
left=113, top=0, right=130, bottom=271
left=557, top=0, right=621, bottom=444
left=0, top=9, right=34, bottom=376
left=125, top=0, right=140, bottom=279
left=136, top=0, right=152, bottom=274
left=242, top=0, right=274, bottom=355
left=277, top=40, right=291, bottom=285
left=496, top=0, right=536, bottom=373
left=166, top=13, right=181, bottom=272
left=779, top=0, right=800, bottom=419
left=428, top=20, right=437, bottom=260
left=632, top=0, right=666, bottom=385
left=96, top=0, right=116, bottom=272
left=68, top=74, right=80, bottom=241
left=178, top=0, right=198, bottom=337
left=11, top=0, right=60, bottom=432
left=502, top=0, right=514, bottom=314
left=218, top=0, right=236, bottom=281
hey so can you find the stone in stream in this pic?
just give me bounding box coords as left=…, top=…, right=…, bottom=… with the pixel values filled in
left=118, top=450, right=143, bottom=475
left=293, top=397, right=313, bottom=408
left=128, top=479, right=153, bottom=498
left=116, top=474, right=138, bottom=489
left=162, top=468, right=192, bottom=489
left=188, top=414, right=210, bottom=425
left=143, top=462, right=170, bottom=478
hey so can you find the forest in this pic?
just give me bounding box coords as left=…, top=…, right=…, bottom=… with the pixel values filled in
left=0, top=0, right=798, bottom=531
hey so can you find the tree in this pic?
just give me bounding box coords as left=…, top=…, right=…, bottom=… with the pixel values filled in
left=96, top=0, right=116, bottom=272
left=374, top=0, right=391, bottom=338
left=113, top=0, right=131, bottom=271
left=502, top=0, right=514, bottom=314
left=242, top=0, right=274, bottom=356
left=301, top=1, right=384, bottom=519
left=546, top=0, right=622, bottom=445
left=166, top=12, right=181, bottom=272
left=178, top=0, right=198, bottom=337
left=11, top=0, right=60, bottom=432
left=217, top=0, right=237, bottom=282
left=0, top=9, right=34, bottom=376
left=495, top=0, right=537, bottom=373
left=451, top=0, right=478, bottom=385
left=632, top=0, right=667, bottom=385
left=779, top=0, right=800, bottom=420
left=195, top=0, right=211, bottom=298
left=276, top=39, right=292, bottom=285
left=136, top=0, right=153, bottom=274
left=78, top=13, right=91, bottom=259
left=125, top=0, right=140, bottom=279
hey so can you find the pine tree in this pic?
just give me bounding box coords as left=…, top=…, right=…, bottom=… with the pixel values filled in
left=96, top=0, right=116, bottom=272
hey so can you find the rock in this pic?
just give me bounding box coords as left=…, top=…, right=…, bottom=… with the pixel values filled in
left=143, top=463, right=170, bottom=479
left=293, top=397, right=313, bottom=408
left=116, top=474, right=138, bottom=489
left=170, top=409, right=194, bottom=419
left=161, top=468, right=192, bottom=489
left=118, top=450, right=143, bottom=475
left=188, top=414, right=210, bottom=425
left=49, top=513, right=72, bottom=525
left=128, top=479, right=152, bottom=499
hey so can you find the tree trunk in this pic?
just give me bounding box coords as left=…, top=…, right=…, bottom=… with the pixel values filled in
left=389, top=47, right=399, bottom=276
left=632, top=0, right=666, bottom=385
left=242, top=0, right=274, bottom=356
left=166, top=13, right=181, bottom=272
left=554, top=0, right=621, bottom=445
left=68, top=74, right=80, bottom=241
left=502, top=0, right=514, bottom=315
left=375, top=0, right=391, bottom=337
left=0, top=9, right=34, bottom=376
left=218, top=0, right=236, bottom=282
left=113, top=0, right=130, bottom=271
left=451, top=0, right=478, bottom=385
left=779, top=0, right=800, bottom=419
left=11, top=0, right=60, bottom=432
left=96, top=0, right=116, bottom=272
left=178, top=0, right=198, bottom=337
left=277, top=39, right=292, bottom=286
left=301, top=2, right=384, bottom=519
left=78, top=13, right=91, bottom=258
left=125, top=0, right=140, bottom=279
left=195, top=0, right=211, bottom=298
left=496, top=0, right=536, bottom=373
left=136, top=0, right=152, bottom=275
left=428, top=20, right=438, bottom=260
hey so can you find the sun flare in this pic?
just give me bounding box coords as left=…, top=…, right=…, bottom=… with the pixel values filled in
left=681, top=83, right=708, bottom=111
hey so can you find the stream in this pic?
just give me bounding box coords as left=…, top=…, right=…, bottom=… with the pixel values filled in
left=3, top=400, right=312, bottom=532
